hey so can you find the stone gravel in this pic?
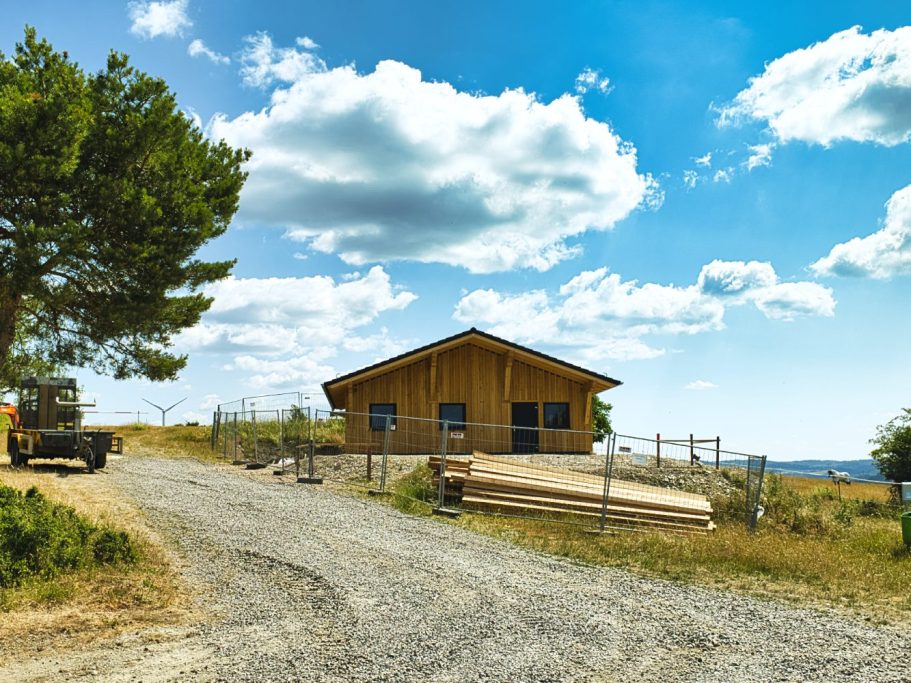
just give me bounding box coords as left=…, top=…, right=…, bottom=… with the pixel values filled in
left=104, top=456, right=904, bottom=682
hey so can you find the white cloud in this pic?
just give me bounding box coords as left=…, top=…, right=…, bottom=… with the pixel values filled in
left=188, top=38, right=229, bottom=65
left=226, top=355, right=336, bottom=390
left=718, top=26, right=911, bottom=147
left=575, top=67, right=612, bottom=95
left=454, top=260, right=834, bottom=362
left=296, top=36, right=319, bottom=50
left=685, top=380, right=718, bottom=391
left=694, top=152, right=712, bottom=167
left=811, top=184, right=911, bottom=278
left=713, top=168, right=733, bottom=183
left=745, top=142, right=774, bottom=170
left=696, top=259, right=777, bottom=296
left=210, top=37, right=656, bottom=273
left=128, top=0, right=191, bottom=39
left=174, top=266, right=417, bottom=390
left=683, top=170, right=699, bottom=189
left=239, top=31, right=326, bottom=87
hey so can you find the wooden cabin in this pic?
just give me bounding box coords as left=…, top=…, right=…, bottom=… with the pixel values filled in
left=321, top=328, right=621, bottom=455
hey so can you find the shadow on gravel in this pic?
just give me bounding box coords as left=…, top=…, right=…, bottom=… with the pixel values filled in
left=0, top=462, right=99, bottom=477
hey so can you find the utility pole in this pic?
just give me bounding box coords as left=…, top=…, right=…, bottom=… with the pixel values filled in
left=142, top=397, right=187, bottom=426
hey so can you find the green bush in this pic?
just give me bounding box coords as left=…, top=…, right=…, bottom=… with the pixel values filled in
left=0, top=484, right=137, bottom=588
left=391, top=464, right=437, bottom=515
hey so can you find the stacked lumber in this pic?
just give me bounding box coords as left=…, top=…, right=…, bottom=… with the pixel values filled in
left=429, top=451, right=714, bottom=533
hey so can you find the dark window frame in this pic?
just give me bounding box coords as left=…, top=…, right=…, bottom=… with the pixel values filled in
left=369, top=403, right=396, bottom=431
left=543, top=402, right=570, bottom=430
left=438, top=403, right=467, bottom=430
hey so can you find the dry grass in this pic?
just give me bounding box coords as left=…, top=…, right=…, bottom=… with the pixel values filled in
left=782, top=475, right=893, bottom=502
left=0, top=457, right=192, bottom=664
left=113, top=423, right=219, bottom=462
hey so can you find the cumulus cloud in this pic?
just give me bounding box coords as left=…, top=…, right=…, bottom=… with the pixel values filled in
left=685, top=380, right=718, bottom=391
left=225, top=355, right=336, bottom=390
left=575, top=67, right=612, bottom=95
left=453, top=260, right=834, bottom=362
left=188, top=38, right=229, bottom=65
left=811, top=184, right=911, bottom=278
left=694, top=152, right=712, bottom=168
left=210, top=36, right=655, bottom=273
left=128, top=0, right=191, bottom=39
left=174, top=266, right=417, bottom=390
left=718, top=25, right=911, bottom=147
left=239, top=31, right=326, bottom=87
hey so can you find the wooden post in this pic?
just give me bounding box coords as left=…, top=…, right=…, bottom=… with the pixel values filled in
left=715, top=436, right=720, bottom=470
left=689, top=433, right=694, bottom=466
left=656, top=433, right=661, bottom=468
left=367, top=445, right=373, bottom=481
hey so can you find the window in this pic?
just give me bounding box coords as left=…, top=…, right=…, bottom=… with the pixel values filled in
left=369, top=403, right=396, bottom=431
left=543, top=403, right=570, bottom=430
left=439, top=403, right=466, bottom=430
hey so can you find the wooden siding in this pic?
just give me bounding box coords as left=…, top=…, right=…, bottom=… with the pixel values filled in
left=345, top=342, right=594, bottom=454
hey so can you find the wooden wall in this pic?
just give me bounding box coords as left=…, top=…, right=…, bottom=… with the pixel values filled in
left=344, top=342, right=594, bottom=454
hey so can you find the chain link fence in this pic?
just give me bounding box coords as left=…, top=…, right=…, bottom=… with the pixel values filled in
left=213, top=407, right=312, bottom=476
left=211, top=406, right=768, bottom=531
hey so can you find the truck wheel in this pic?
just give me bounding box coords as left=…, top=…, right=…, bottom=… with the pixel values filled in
left=9, top=439, right=20, bottom=467
left=95, top=451, right=107, bottom=469
left=80, top=440, right=96, bottom=474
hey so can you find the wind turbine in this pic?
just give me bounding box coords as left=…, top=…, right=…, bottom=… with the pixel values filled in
left=142, top=397, right=187, bottom=426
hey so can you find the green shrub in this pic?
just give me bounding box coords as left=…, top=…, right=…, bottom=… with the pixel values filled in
left=391, top=464, right=436, bottom=515
left=0, top=484, right=137, bottom=588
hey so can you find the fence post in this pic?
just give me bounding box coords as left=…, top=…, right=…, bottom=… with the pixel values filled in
left=656, top=433, right=661, bottom=468
left=715, top=436, right=720, bottom=470
left=432, top=420, right=458, bottom=516
left=250, top=409, right=258, bottom=463
left=689, top=433, right=694, bottom=466
left=211, top=411, right=218, bottom=450
left=748, top=456, right=767, bottom=531
left=279, top=409, right=285, bottom=463
left=222, top=413, right=228, bottom=458
left=380, top=414, right=392, bottom=493
left=599, top=432, right=616, bottom=532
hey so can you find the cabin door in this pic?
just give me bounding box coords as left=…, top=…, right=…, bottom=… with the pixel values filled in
left=511, top=402, right=539, bottom=454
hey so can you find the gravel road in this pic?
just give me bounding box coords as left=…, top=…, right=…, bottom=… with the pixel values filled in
left=10, top=456, right=907, bottom=682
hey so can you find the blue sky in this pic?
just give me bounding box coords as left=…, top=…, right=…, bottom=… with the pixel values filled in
left=3, top=1, right=910, bottom=459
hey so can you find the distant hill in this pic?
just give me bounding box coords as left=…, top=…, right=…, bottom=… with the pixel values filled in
left=764, top=458, right=886, bottom=482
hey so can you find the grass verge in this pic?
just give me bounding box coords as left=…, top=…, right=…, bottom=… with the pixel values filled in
left=387, top=464, right=911, bottom=623
left=0, top=462, right=190, bottom=664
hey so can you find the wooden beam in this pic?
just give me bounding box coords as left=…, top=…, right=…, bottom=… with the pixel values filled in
left=429, top=352, right=438, bottom=401
left=347, top=383, right=354, bottom=412
left=584, top=382, right=594, bottom=429
left=503, top=352, right=514, bottom=402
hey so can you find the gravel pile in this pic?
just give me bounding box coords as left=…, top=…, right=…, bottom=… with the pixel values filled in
left=99, top=456, right=905, bottom=682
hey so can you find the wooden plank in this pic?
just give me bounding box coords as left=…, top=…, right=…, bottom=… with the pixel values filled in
left=461, top=486, right=712, bottom=523
left=467, top=462, right=711, bottom=513
left=464, top=471, right=711, bottom=515
left=469, top=452, right=711, bottom=508
left=460, top=496, right=711, bottom=533
left=466, top=459, right=711, bottom=510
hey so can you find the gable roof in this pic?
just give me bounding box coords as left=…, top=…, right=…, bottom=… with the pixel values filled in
left=322, top=328, right=621, bottom=409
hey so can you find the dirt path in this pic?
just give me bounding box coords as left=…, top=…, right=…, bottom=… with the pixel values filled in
left=2, top=456, right=905, bottom=682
